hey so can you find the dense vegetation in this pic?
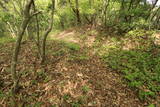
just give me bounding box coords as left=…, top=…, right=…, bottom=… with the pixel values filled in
left=0, top=0, right=160, bottom=107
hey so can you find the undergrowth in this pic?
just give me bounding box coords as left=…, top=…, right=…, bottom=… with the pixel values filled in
left=103, top=30, right=160, bottom=101
left=0, top=36, right=15, bottom=44
left=105, top=48, right=160, bottom=100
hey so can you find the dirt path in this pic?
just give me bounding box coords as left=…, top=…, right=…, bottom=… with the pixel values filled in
left=50, top=29, right=96, bottom=47
left=50, top=30, right=81, bottom=43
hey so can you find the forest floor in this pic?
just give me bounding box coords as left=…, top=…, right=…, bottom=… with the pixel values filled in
left=0, top=26, right=160, bottom=107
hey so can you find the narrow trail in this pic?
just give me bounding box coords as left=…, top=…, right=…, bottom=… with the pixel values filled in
left=47, top=29, right=145, bottom=106
left=50, top=30, right=81, bottom=43
left=50, top=29, right=96, bottom=47
left=50, top=30, right=80, bottom=43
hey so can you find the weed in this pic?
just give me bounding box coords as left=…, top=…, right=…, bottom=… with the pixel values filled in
left=65, top=42, right=80, bottom=51
left=52, top=49, right=66, bottom=56
left=79, top=34, right=87, bottom=40
left=33, top=102, right=43, bottom=107
left=87, top=29, right=98, bottom=36
left=0, top=90, right=5, bottom=99
left=82, top=85, right=90, bottom=93
left=71, top=102, right=81, bottom=107
left=77, top=96, right=87, bottom=104
left=44, top=75, right=52, bottom=83
left=148, top=104, right=155, bottom=107
left=0, top=36, right=15, bottom=44
left=36, top=69, right=47, bottom=80
left=69, top=54, right=89, bottom=61
left=31, top=80, right=38, bottom=85
left=63, top=94, right=70, bottom=101
left=139, top=90, right=155, bottom=100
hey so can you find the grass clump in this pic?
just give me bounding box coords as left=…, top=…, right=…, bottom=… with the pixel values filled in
left=69, top=54, right=89, bottom=61
left=65, top=42, right=80, bottom=51
left=0, top=90, right=5, bottom=99
left=0, top=36, right=15, bottom=44
left=82, top=85, right=90, bottom=93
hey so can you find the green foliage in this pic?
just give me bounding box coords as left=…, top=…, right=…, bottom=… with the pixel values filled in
left=52, top=49, right=66, bottom=56
left=0, top=12, right=9, bottom=37
left=0, top=0, right=159, bottom=39
left=102, top=30, right=160, bottom=100
left=104, top=48, right=160, bottom=100
left=0, top=9, right=21, bottom=37
left=65, top=42, right=80, bottom=51
left=36, top=69, right=47, bottom=80
left=77, top=96, right=87, bottom=104
left=0, top=36, right=15, bottom=44
left=32, top=102, right=43, bottom=107
left=71, top=102, right=81, bottom=107
left=82, top=85, right=90, bottom=93
left=80, top=0, right=101, bottom=15
left=148, top=104, right=155, bottom=107
left=0, top=90, right=5, bottom=99
left=124, top=29, right=155, bottom=50
left=126, top=29, right=155, bottom=38
left=69, top=54, right=89, bottom=61
left=55, top=2, right=77, bottom=29
left=139, top=90, right=156, bottom=100
left=31, top=79, right=38, bottom=85
left=63, top=94, right=70, bottom=101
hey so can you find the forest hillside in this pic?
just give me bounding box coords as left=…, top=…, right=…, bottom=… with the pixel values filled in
left=0, top=0, right=160, bottom=107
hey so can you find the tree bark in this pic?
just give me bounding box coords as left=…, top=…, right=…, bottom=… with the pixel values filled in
left=41, top=0, right=55, bottom=64
left=11, top=0, right=33, bottom=94
left=150, top=7, right=160, bottom=21
left=75, top=0, right=81, bottom=25
left=147, top=0, right=159, bottom=19
left=128, top=0, right=134, bottom=11
left=68, top=0, right=81, bottom=25
left=32, top=0, right=42, bottom=59
left=103, top=0, right=110, bottom=26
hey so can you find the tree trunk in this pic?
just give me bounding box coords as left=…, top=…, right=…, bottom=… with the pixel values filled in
left=11, top=0, right=33, bottom=94
left=32, top=0, right=42, bottom=59
left=41, top=0, right=55, bottom=64
left=75, top=0, right=81, bottom=25
left=68, top=0, right=81, bottom=25
left=103, top=0, right=110, bottom=26
left=128, top=0, right=134, bottom=11
left=147, top=0, right=159, bottom=19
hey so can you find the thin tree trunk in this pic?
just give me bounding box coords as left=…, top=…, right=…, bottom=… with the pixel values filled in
left=68, top=0, right=81, bottom=25
left=150, top=7, right=160, bottom=21
left=75, top=0, right=81, bottom=25
left=32, top=0, right=42, bottom=59
left=119, top=0, right=125, bottom=19
left=41, top=0, right=55, bottom=64
left=147, top=0, right=159, bottom=19
left=128, top=0, right=134, bottom=11
left=11, top=0, right=33, bottom=94
left=103, top=0, right=110, bottom=26
left=6, top=22, right=16, bottom=38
